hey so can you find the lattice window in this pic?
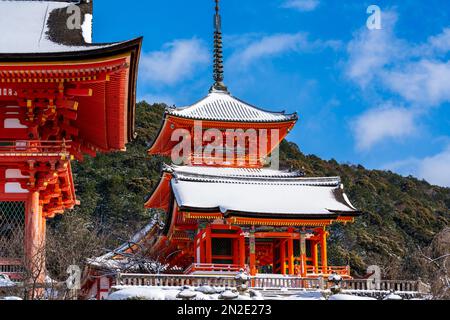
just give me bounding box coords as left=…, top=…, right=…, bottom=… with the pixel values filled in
left=0, top=201, right=25, bottom=259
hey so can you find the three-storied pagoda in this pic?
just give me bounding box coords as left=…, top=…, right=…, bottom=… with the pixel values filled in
left=0, top=0, right=141, bottom=281
left=145, top=0, right=361, bottom=278
left=89, top=0, right=360, bottom=285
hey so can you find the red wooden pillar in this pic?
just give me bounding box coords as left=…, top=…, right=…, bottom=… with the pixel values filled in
left=249, top=227, right=256, bottom=275
left=280, top=239, right=286, bottom=275
left=312, top=241, right=319, bottom=274
left=25, top=191, right=46, bottom=284
left=287, top=237, right=294, bottom=275
left=239, top=234, right=246, bottom=268
left=200, top=236, right=204, bottom=264
left=232, top=237, right=238, bottom=265
left=194, top=234, right=201, bottom=264
left=320, top=228, right=328, bottom=274
left=272, top=240, right=278, bottom=273
left=300, top=233, right=307, bottom=277
left=205, top=226, right=212, bottom=264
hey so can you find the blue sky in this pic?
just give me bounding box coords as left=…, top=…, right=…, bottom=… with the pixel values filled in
left=93, top=0, right=450, bottom=187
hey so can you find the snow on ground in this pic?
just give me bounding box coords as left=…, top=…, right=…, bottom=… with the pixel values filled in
left=109, top=287, right=181, bottom=301
left=108, top=287, right=232, bottom=301
left=265, top=291, right=325, bottom=301
left=108, top=286, right=387, bottom=301
left=109, top=286, right=265, bottom=301
left=383, top=293, right=403, bottom=301
left=0, top=275, right=16, bottom=288
left=0, top=297, right=22, bottom=301
left=328, top=294, right=377, bottom=301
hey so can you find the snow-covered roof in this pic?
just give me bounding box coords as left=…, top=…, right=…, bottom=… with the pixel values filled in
left=168, top=165, right=307, bottom=180
left=0, top=0, right=125, bottom=54
left=168, top=165, right=359, bottom=217
left=86, top=219, right=167, bottom=272
left=166, top=91, right=298, bottom=123
left=93, top=219, right=158, bottom=263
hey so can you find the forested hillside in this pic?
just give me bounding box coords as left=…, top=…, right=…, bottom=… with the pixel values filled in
left=48, top=102, right=450, bottom=281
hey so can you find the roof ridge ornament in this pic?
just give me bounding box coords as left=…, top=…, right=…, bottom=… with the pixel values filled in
left=210, top=0, right=229, bottom=93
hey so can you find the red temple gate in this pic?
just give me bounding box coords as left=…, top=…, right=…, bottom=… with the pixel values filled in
left=0, top=0, right=142, bottom=284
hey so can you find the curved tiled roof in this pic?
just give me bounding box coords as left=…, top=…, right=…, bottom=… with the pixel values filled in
left=166, top=165, right=341, bottom=187
left=168, top=165, right=304, bottom=179
left=163, top=165, right=359, bottom=217
left=166, top=91, right=298, bottom=123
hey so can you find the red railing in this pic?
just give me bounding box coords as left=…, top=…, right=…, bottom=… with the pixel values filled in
left=0, top=258, right=24, bottom=281
left=184, top=263, right=245, bottom=274
left=185, top=263, right=351, bottom=278
left=118, top=273, right=241, bottom=288
left=306, top=265, right=351, bottom=278
left=116, top=273, right=323, bottom=290
left=0, top=140, right=71, bottom=155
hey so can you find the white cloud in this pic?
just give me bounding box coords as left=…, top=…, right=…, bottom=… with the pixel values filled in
left=383, top=60, right=450, bottom=106
left=228, top=33, right=340, bottom=68
left=140, top=39, right=209, bottom=85
left=424, top=28, right=450, bottom=55
left=281, top=0, right=320, bottom=12
left=418, top=147, right=450, bottom=187
left=384, top=145, right=450, bottom=187
left=352, top=104, right=417, bottom=150
left=229, top=33, right=307, bottom=67
left=346, top=11, right=403, bottom=88
left=346, top=10, right=450, bottom=150
left=346, top=12, right=450, bottom=103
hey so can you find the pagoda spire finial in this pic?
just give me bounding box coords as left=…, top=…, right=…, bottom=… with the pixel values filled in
left=211, top=0, right=228, bottom=93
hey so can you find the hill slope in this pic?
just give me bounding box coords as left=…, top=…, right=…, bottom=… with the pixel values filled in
left=66, top=102, right=450, bottom=280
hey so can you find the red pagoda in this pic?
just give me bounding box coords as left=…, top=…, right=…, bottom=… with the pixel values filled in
left=86, top=0, right=360, bottom=294
left=144, top=0, right=360, bottom=278
left=0, top=0, right=141, bottom=282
